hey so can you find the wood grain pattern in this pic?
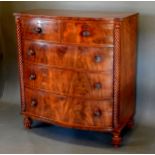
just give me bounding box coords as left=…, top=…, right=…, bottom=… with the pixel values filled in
left=24, top=87, right=113, bottom=128
left=23, top=40, right=113, bottom=72
left=14, top=10, right=138, bottom=147
left=62, top=21, right=114, bottom=46
left=21, top=17, right=61, bottom=42
left=118, top=15, right=138, bottom=126
left=23, top=64, right=113, bottom=99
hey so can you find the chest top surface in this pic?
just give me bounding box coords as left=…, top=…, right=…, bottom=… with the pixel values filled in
left=14, top=9, right=138, bottom=21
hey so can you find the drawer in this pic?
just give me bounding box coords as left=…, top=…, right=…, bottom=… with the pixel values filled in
left=21, top=17, right=60, bottom=42
left=23, top=64, right=113, bottom=99
left=23, top=40, right=113, bottom=72
left=24, top=88, right=112, bottom=128
left=62, top=21, right=114, bottom=45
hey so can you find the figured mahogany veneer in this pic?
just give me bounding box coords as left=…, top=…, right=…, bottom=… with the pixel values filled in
left=23, top=40, right=113, bottom=71
left=14, top=9, right=138, bottom=147
left=24, top=64, right=113, bottom=99
left=24, top=88, right=112, bottom=129
left=62, top=21, right=113, bottom=45
left=21, top=17, right=61, bottom=42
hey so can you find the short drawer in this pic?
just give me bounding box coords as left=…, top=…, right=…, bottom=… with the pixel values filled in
left=24, top=88, right=113, bottom=128
left=23, top=40, right=113, bottom=72
left=23, top=64, right=113, bottom=99
left=62, top=21, right=114, bottom=45
left=21, top=17, right=60, bottom=42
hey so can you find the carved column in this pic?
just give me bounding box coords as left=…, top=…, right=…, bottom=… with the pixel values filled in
left=15, top=16, right=25, bottom=112
left=113, top=21, right=121, bottom=128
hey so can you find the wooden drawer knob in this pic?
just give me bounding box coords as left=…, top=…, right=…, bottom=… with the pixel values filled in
left=94, top=109, right=102, bottom=117
left=29, top=74, right=36, bottom=80
left=94, top=82, right=102, bottom=89
left=31, top=99, right=37, bottom=107
left=33, top=27, right=42, bottom=34
left=82, top=30, right=91, bottom=37
left=57, top=96, right=66, bottom=101
left=27, top=49, right=35, bottom=56
left=94, top=55, right=102, bottom=63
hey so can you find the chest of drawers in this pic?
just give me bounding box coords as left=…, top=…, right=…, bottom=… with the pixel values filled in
left=14, top=10, right=138, bottom=147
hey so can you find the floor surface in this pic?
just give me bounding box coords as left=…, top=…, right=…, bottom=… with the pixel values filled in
left=0, top=101, right=155, bottom=153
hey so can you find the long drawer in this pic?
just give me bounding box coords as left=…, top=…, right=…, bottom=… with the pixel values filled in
left=23, top=40, right=113, bottom=72
left=24, top=87, right=113, bottom=128
left=23, top=64, right=113, bottom=99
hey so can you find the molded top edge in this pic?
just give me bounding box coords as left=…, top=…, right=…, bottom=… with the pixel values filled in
left=14, top=9, right=138, bottom=21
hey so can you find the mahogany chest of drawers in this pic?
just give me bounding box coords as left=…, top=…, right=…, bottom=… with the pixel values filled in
left=14, top=10, right=138, bottom=147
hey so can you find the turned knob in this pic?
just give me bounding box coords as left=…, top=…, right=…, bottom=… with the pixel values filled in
left=94, top=109, right=102, bottom=117
left=57, top=96, right=65, bottom=101
left=94, top=82, right=102, bottom=90
left=31, top=99, right=37, bottom=107
left=33, top=27, right=42, bottom=34
left=82, top=30, right=91, bottom=37
left=29, top=74, right=36, bottom=80
left=94, top=55, right=102, bottom=63
left=27, top=49, right=35, bottom=56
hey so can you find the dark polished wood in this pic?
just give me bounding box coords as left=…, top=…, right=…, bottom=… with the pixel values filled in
left=23, top=40, right=113, bottom=72
left=23, top=64, right=113, bottom=99
left=126, top=117, right=135, bottom=129
left=14, top=9, right=138, bottom=20
left=62, top=21, right=114, bottom=46
left=14, top=9, right=138, bottom=147
left=112, top=130, right=122, bottom=148
left=24, top=117, right=32, bottom=129
left=24, top=87, right=112, bottom=129
left=118, top=15, right=138, bottom=127
left=21, top=17, right=61, bottom=42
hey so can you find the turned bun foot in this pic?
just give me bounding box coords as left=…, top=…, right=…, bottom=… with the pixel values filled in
left=112, top=131, right=122, bottom=147
left=127, top=118, right=135, bottom=129
left=24, top=117, right=32, bottom=129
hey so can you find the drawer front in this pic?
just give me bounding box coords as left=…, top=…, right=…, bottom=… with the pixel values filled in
left=62, top=21, right=114, bottom=45
left=23, top=41, right=113, bottom=72
left=24, top=65, right=113, bottom=99
left=25, top=88, right=112, bottom=128
left=21, top=17, right=60, bottom=42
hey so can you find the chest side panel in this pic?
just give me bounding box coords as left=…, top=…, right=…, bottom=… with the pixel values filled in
left=118, top=15, right=138, bottom=126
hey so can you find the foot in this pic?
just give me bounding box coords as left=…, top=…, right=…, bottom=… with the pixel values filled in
left=112, top=131, right=122, bottom=147
left=24, top=117, right=32, bottom=129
